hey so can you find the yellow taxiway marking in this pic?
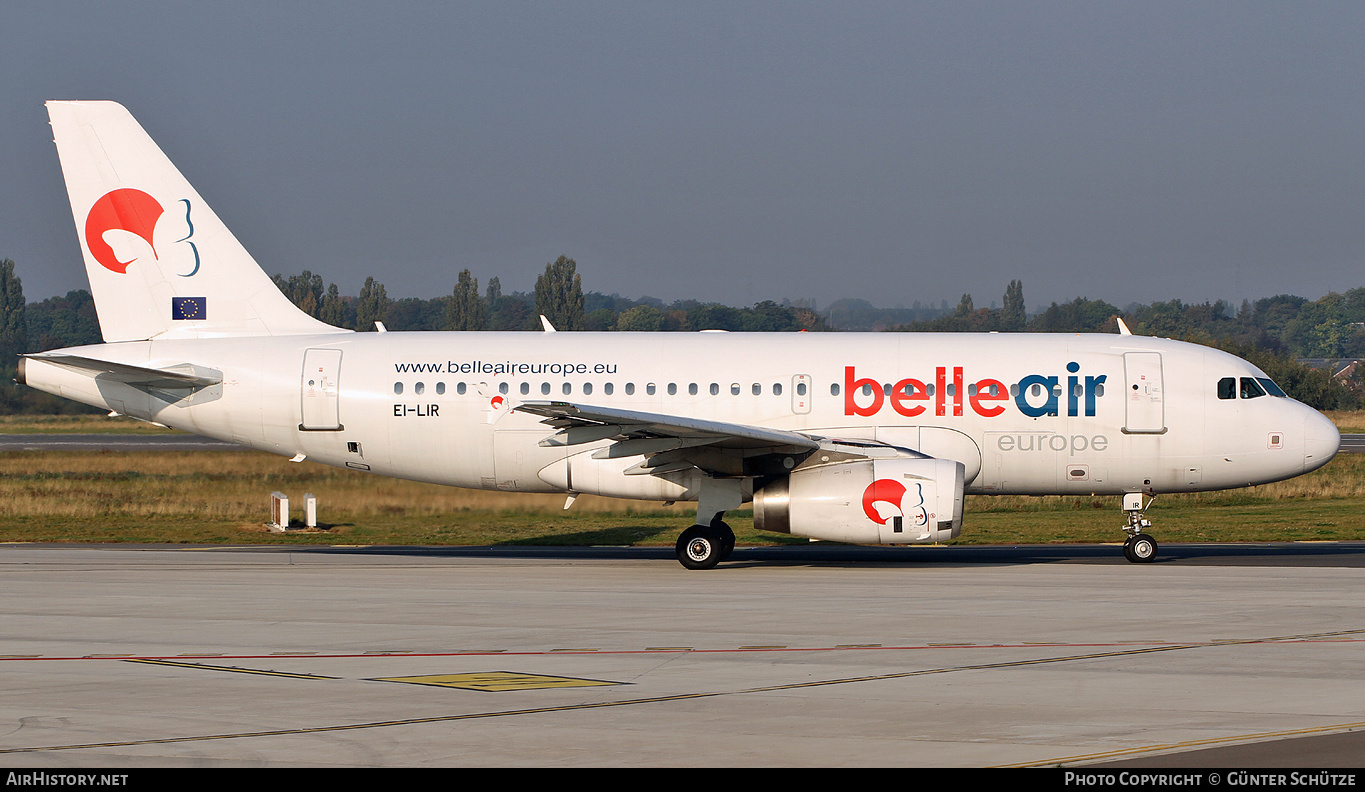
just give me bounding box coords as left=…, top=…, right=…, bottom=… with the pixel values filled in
left=374, top=672, right=622, bottom=691
left=6, top=627, right=1360, bottom=756
left=124, top=659, right=336, bottom=680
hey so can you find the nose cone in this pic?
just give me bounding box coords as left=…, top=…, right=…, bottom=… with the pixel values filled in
left=1303, top=409, right=1340, bottom=474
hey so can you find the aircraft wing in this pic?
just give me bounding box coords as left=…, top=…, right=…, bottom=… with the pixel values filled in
left=515, top=400, right=820, bottom=477
left=21, top=353, right=222, bottom=389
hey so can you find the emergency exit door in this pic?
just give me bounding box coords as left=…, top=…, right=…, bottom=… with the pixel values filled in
left=300, top=348, right=343, bottom=430
left=1123, top=352, right=1164, bottom=434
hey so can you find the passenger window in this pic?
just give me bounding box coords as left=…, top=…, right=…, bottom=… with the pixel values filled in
left=710, top=383, right=719, bottom=396
left=393, top=382, right=403, bottom=395
left=626, top=383, right=636, bottom=395
left=604, top=383, right=614, bottom=395
left=752, top=383, right=761, bottom=396
left=830, top=383, right=840, bottom=396
left=562, top=382, right=573, bottom=395
left=732, top=383, right=741, bottom=396
left=689, top=383, right=698, bottom=396
left=542, top=382, right=551, bottom=395
left=774, top=383, right=783, bottom=396
left=1218, top=377, right=1236, bottom=400
left=1240, top=377, right=1266, bottom=399
left=436, top=382, right=446, bottom=395
left=498, top=382, right=508, bottom=395
left=646, top=383, right=656, bottom=395
left=457, top=382, right=467, bottom=395
left=520, top=382, right=530, bottom=396
left=667, top=383, right=677, bottom=395
left=583, top=382, right=593, bottom=395
left=415, top=382, right=425, bottom=395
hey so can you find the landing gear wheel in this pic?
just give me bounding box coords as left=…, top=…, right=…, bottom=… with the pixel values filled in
left=1124, top=533, right=1159, bottom=564
left=677, top=525, right=722, bottom=570
left=710, top=518, right=736, bottom=562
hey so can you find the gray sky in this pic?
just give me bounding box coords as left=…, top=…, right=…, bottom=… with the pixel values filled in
left=3, top=2, right=1364, bottom=311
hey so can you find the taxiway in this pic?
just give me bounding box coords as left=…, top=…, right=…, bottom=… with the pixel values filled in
left=1, top=543, right=1362, bottom=767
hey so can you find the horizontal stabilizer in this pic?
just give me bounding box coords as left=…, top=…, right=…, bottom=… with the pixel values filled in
left=21, top=353, right=222, bottom=389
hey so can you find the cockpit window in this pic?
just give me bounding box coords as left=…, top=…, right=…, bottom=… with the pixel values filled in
left=1240, top=377, right=1266, bottom=399
left=1257, top=377, right=1287, bottom=397
left=1218, top=377, right=1236, bottom=400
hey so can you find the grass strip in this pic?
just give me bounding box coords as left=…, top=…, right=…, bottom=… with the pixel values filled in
left=0, top=449, right=1360, bottom=546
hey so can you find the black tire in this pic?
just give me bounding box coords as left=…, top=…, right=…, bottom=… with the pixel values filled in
left=677, top=525, right=722, bottom=570
left=1126, top=533, right=1159, bottom=563
left=711, top=518, right=736, bottom=561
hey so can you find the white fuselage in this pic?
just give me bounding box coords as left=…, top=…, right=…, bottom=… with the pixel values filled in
left=25, top=331, right=1340, bottom=504
left=31, top=100, right=1345, bottom=564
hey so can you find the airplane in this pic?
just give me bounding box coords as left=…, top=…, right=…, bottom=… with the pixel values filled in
left=18, top=101, right=1341, bottom=569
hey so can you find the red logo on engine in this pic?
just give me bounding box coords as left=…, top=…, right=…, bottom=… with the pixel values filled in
left=861, top=478, right=907, bottom=525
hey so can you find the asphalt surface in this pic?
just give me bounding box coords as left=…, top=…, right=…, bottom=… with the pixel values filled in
left=1, top=432, right=1360, bottom=766
left=0, top=433, right=239, bottom=451
left=1339, top=433, right=1365, bottom=454
left=1, top=543, right=1362, bottom=767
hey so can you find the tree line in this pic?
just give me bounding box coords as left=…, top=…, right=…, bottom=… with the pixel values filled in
left=899, top=281, right=1365, bottom=362
left=271, top=255, right=831, bottom=334
left=895, top=281, right=1365, bottom=409
left=1, top=255, right=1362, bottom=410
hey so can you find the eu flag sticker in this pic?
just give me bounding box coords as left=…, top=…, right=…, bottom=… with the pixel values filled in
left=171, top=297, right=206, bottom=320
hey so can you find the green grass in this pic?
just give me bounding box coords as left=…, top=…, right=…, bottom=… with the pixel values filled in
left=0, top=447, right=1361, bottom=547
left=0, top=414, right=181, bottom=434
left=1324, top=410, right=1365, bottom=434
left=0, top=411, right=1361, bottom=547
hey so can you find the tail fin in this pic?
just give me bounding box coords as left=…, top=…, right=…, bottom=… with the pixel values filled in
left=45, top=101, right=347, bottom=342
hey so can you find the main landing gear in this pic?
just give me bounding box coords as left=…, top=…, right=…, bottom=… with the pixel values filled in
left=676, top=517, right=736, bottom=570
left=1121, top=493, right=1159, bottom=563
left=676, top=476, right=744, bottom=570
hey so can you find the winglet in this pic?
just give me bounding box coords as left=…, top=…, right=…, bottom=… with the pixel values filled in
left=1116, top=317, right=1134, bottom=336
left=540, top=315, right=557, bottom=332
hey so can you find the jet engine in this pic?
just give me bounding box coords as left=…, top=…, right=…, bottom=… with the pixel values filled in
left=753, top=457, right=964, bottom=544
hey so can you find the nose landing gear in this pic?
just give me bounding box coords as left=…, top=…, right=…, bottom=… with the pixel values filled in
left=1121, top=493, right=1159, bottom=563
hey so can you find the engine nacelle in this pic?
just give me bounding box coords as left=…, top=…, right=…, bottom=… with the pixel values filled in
left=753, top=457, right=964, bottom=544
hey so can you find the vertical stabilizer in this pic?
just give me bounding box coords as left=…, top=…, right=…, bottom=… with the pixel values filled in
left=46, top=101, right=348, bottom=341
